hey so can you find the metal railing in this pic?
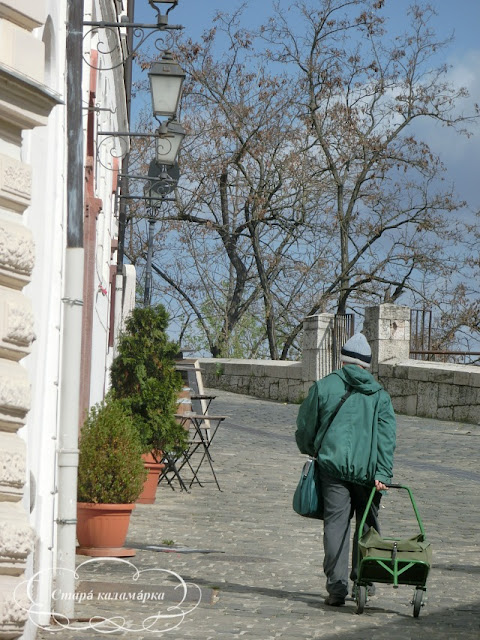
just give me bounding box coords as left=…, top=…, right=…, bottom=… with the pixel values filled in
left=315, top=313, right=356, bottom=378
left=410, top=309, right=432, bottom=355
left=410, top=309, right=480, bottom=365
left=332, top=313, right=355, bottom=370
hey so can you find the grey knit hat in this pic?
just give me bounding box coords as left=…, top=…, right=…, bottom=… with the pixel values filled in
left=341, top=333, right=372, bottom=368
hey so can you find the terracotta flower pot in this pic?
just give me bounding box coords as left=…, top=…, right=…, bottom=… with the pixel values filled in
left=76, top=502, right=136, bottom=557
left=136, top=452, right=165, bottom=504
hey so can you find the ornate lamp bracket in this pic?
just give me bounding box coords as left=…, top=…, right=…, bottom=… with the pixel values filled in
left=148, top=0, right=180, bottom=21
left=96, top=131, right=158, bottom=171
left=83, top=1, right=183, bottom=71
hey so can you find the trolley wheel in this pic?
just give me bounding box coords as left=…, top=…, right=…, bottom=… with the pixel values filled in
left=413, top=588, right=423, bottom=617
left=355, top=585, right=366, bottom=614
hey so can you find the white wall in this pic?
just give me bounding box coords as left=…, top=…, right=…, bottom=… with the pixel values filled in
left=21, top=0, right=67, bottom=632
left=0, top=0, right=63, bottom=635
left=17, top=0, right=132, bottom=634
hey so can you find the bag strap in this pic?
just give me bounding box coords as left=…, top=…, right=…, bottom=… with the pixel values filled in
left=314, top=386, right=352, bottom=457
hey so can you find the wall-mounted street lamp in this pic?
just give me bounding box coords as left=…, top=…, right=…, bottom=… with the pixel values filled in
left=96, top=120, right=185, bottom=171
left=95, top=52, right=185, bottom=172
left=149, top=51, right=186, bottom=117
left=155, top=119, right=185, bottom=165
left=86, top=1, right=187, bottom=305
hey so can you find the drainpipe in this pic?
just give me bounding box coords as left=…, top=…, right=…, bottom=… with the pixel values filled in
left=56, top=0, right=85, bottom=618
left=79, top=53, right=103, bottom=422
left=114, top=0, right=135, bottom=349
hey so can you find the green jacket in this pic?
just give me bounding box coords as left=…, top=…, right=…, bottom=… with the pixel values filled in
left=295, top=365, right=396, bottom=485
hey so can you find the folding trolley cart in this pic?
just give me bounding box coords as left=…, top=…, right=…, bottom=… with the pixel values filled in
left=354, top=484, right=432, bottom=617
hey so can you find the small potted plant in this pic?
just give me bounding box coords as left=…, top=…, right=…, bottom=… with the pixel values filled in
left=76, top=397, right=147, bottom=556
left=109, top=304, right=187, bottom=503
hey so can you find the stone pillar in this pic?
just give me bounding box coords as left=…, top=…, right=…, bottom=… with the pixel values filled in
left=0, top=1, right=60, bottom=637
left=364, top=304, right=411, bottom=375
left=302, top=313, right=334, bottom=382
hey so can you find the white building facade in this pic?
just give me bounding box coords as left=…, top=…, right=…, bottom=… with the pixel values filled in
left=0, top=1, right=135, bottom=637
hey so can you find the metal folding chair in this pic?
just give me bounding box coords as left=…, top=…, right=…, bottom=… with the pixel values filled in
left=158, top=359, right=226, bottom=491
left=174, top=412, right=226, bottom=491
left=157, top=450, right=190, bottom=492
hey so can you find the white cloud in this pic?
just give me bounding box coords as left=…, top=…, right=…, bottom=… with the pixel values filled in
left=412, top=49, right=480, bottom=209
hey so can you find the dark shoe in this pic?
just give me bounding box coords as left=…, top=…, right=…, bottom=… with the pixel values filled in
left=325, top=595, right=346, bottom=607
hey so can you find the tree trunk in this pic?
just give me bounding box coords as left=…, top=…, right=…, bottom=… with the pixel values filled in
left=249, top=220, right=278, bottom=359
left=337, top=183, right=349, bottom=315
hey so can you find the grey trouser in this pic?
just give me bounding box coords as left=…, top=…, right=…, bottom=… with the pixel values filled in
left=320, top=470, right=380, bottom=598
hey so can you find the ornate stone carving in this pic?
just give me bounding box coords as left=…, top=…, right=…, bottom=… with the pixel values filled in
left=0, top=155, right=31, bottom=213
left=0, top=380, right=30, bottom=414
left=0, top=575, right=30, bottom=635
left=3, top=165, right=32, bottom=199
left=0, top=292, right=35, bottom=360
left=0, top=434, right=25, bottom=491
left=0, top=504, right=34, bottom=572
left=0, top=361, right=30, bottom=430
left=4, top=301, right=35, bottom=347
left=0, top=221, right=35, bottom=287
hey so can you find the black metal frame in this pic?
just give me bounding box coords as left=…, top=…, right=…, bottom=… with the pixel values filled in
left=332, top=313, right=355, bottom=370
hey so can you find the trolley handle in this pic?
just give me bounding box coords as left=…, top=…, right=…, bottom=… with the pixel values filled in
left=362, top=482, right=427, bottom=539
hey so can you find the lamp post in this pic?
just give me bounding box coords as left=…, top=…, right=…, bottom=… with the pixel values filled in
left=143, top=47, right=185, bottom=306
left=111, top=50, right=185, bottom=288
left=57, top=0, right=187, bottom=622
left=143, top=208, right=157, bottom=307
left=143, top=160, right=179, bottom=306
left=55, top=0, right=186, bottom=622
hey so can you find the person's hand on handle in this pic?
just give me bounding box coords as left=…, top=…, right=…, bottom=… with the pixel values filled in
left=375, top=479, right=387, bottom=492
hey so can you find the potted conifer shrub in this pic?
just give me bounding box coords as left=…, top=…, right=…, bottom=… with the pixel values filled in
left=76, top=397, right=147, bottom=556
left=109, top=304, right=187, bottom=503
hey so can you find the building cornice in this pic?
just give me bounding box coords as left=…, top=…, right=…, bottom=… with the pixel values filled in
left=0, top=0, right=46, bottom=31
left=0, top=63, right=63, bottom=130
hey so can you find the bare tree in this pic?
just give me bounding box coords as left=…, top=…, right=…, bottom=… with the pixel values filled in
left=128, top=1, right=478, bottom=359
left=155, top=8, right=332, bottom=358
left=261, top=0, right=478, bottom=353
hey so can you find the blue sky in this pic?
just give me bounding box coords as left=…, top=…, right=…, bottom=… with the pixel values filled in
left=134, top=0, right=480, bottom=210
left=138, top=0, right=480, bottom=56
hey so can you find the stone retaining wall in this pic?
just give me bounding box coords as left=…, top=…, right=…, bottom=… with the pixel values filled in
left=379, top=360, right=480, bottom=424
left=197, top=304, right=479, bottom=425
left=200, top=356, right=480, bottom=425
left=199, top=358, right=309, bottom=404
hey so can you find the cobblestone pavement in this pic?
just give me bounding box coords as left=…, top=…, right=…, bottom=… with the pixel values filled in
left=36, top=388, right=480, bottom=639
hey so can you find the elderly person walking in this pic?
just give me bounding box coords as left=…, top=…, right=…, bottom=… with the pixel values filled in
left=295, top=333, right=396, bottom=606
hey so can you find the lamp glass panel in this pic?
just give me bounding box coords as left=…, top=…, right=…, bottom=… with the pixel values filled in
left=150, top=75, right=183, bottom=116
